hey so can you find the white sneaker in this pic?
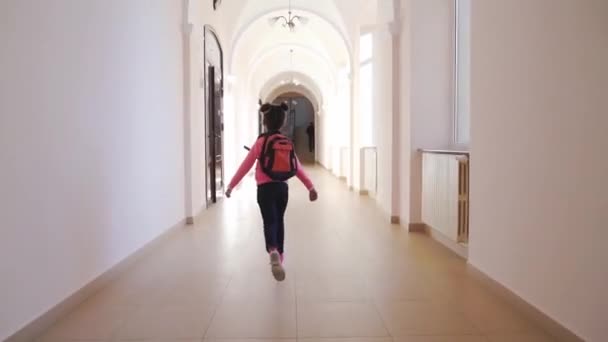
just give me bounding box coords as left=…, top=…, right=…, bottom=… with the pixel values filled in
left=269, top=251, right=286, bottom=281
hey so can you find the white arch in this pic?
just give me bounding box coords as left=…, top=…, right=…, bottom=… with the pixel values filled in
left=246, top=47, right=337, bottom=98
left=267, top=86, right=319, bottom=109
left=248, top=42, right=337, bottom=77
left=259, top=71, right=324, bottom=108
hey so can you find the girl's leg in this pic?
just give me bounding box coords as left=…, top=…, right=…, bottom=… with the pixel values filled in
left=257, top=184, right=279, bottom=252
left=276, top=183, right=289, bottom=255
left=257, top=183, right=287, bottom=281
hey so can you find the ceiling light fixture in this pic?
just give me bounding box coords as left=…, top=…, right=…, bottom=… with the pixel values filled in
left=268, top=0, right=309, bottom=32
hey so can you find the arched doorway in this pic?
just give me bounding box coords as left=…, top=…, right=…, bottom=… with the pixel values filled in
left=204, top=26, right=224, bottom=205
left=271, top=93, right=316, bottom=164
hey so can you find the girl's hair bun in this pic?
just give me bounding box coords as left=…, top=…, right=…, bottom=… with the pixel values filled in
left=260, top=103, right=271, bottom=113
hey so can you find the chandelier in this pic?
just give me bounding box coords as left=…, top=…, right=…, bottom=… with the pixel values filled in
left=268, top=0, right=309, bottom=32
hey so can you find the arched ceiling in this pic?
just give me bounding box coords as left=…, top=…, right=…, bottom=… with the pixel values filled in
left=249, top=47, right=335, bottom=99
left=229, top=0, right=351, bottom=52
left=217, top=0, right=380, bottom=48
left=218, top=0, right=384, bottom=118
left=229, top=8, right=351, bottom=75
left=229, top=7, right=352, bottom=118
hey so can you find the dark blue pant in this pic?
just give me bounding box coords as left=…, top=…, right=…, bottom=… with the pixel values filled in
left=257, top=182, right=289, bottom=254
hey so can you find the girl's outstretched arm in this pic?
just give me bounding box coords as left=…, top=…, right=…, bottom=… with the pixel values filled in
left=295, top=158, right=315, bottom=191
left=226, top=139, right=261, bottom=196
left=295, top=160, right=318, bottom=202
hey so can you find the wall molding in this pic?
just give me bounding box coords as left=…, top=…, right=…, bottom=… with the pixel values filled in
left=186, top=205, right=206, bottom=225
left=467, top=265, right=585, bottom=342
left=5, top=219, right=187, bottom=342
left=425, top=225, right=468, bottom=259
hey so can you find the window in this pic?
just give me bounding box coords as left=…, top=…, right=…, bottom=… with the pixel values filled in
left=454, top=0, right=471, bottom=145
left=359, top=32, right=373, bottom=146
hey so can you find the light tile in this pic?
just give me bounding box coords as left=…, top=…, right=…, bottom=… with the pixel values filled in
left=296, top=276, right=369, bottom=302
left=299, top=338, right=393, bottom=342
left=37, top=301, right=134, bottom=341
left=223, top=273, right=296, bottom=303
left=457, top=294, right=538, bottom=334
left=297, top=302, right=389, bottom=338
left=117, top=305, right=216, bottom=340
left=206, top=340, right=296, bottom=342
left=487, top=332, right=557, bottom=342
left=375, top=300, right=480, bottom=336
left=392, top=337, right=488, bottom=342
left=205, top=300, right=297, bottom=338
left=154, top=273, right=230, bottom=306
left=118, top=340, right=202, bottom=342
left=365, top=274, right=431, bottom=301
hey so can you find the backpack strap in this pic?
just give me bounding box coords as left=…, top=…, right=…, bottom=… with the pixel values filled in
left=260, top=130, right=282, bottom=160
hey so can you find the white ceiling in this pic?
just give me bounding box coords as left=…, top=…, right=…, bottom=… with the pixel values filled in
left=215, top=0, right=381, bottom=107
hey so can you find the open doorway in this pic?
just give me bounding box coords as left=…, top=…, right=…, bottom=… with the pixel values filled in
left=204, top=26, right=224, bottom=206
left=271, top=93, right=316, bottom=164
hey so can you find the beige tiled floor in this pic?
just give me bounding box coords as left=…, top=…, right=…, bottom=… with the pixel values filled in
left=37, top=168, right=556, bottom=342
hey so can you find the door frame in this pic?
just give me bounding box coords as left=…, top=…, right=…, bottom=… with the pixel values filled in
left=203, top=25, right=224, bottom=207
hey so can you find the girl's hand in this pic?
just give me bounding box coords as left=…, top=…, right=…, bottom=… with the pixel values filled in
left=309, top=189, right=318, bottom=202
left=225, top=188, right=232, bottom=198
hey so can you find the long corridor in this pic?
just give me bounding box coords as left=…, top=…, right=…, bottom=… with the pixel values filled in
left=37, top=168, right=553, bottom=342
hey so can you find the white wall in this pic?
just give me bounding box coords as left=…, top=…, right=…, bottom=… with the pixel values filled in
left=398, top=0, right=412, bottom=226
left=469, top=1, right=608, bottom=341
left=184, top=0, right=228, bottom=217
left=407, top=0, right=454, bottom=224
left=372, top=26, right=395, bottom=216
left=0, top=0, right=186, bottom=338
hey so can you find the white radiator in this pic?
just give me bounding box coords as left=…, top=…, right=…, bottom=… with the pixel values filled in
left=421, top=152, right=469, bottom=243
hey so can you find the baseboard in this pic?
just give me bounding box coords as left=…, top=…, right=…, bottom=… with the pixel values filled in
left=467, top=265, right=585, bottom=342
left=5, top=218, right=187, bottom=342
left=390, top=216, right=400, bottom=224
left=408, top=222, right=426, bottom=232
left=420, top=225, right=468, bottom=259
left=186, top=205, right=206, bottom=225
